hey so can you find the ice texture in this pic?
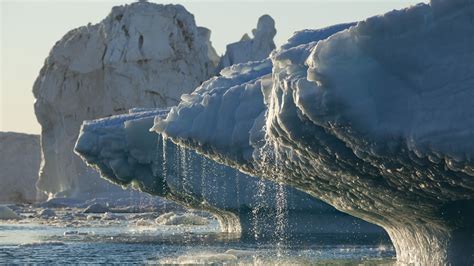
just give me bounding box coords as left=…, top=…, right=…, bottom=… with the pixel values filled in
left=33, top=2, right=217, bottom=198
left=216, top=15, right=277, bottom=73
left=75, top=109, right=383, bottom=237
left=152, top=1, right=474, bottom=264
left=0, top=132, right=41, bottom=203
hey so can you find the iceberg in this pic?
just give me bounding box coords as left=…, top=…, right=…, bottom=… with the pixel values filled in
left=0, top=132, right=41, bottom=203
left=216, top=15, right=277, bottom=73
left=33, top=2, right=218, bottom=198
left=75, top=108, right=384, bottom=237
left=152, top=1, right=474, bottom=264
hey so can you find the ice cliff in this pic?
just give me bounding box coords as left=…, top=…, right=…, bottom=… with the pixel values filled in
left=75, top=109, right=383, bottom=238
left=33, top=2, right=218, bottom=198
left=152, top=1, right=474, bottom=264
left=216, top=15, right=277, bottom=73
left=0, top=132, right=41, bottom=203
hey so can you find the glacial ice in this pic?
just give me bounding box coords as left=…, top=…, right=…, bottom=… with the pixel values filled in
left=33, top=2, right=218, bottom=198
left=0, top=132, right=41, bottom=203
left=152, top=1, right=474, bottom=264
left=75, top=108, right=383, bottom=237
left=216, top=15, right=277, bottom=73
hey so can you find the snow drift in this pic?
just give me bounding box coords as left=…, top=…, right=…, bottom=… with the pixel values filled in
left=75, top=108, right=383, bottom=237
left=0, top=132, right=41, bottom=203
left=152, top=1, right=474, bottom=264
left=33, top=2, right=217, bottom=198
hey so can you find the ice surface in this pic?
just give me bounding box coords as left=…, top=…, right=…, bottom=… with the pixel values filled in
left=33, top=2, right=218, bottom=198
left=151, top=1, right=474, bottom=264
left=0, top=132, right=41, bottom=203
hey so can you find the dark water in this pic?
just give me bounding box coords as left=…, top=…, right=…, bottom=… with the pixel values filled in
left=0, top=207, right=394, bottom=264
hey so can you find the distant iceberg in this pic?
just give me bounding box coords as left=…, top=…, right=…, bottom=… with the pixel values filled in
left=151, top=1, right=474, bottom=264
left=0, top=132, right=41, bottom=203
left=215, top=15, right=277, bottom=73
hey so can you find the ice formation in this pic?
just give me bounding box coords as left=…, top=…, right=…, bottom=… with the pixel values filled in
left=33, top=2, right=217, bottom=198
left=0, top=206, right=21, bottom=220
left=216, top=15, right=277, bottom=73
left=0, top=132, right=41, bottom=203
left=152, top=1, right=474, bottom=264
left=75, top=108, right=383, bottom=237
left=155, top=212, right=209, bottom=226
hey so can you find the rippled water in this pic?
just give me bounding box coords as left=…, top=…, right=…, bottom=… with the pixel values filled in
left=0, top=207, right=395, bottom=264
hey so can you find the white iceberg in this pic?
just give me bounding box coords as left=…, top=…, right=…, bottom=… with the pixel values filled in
left=33, top=2, right=218, bottom=198
left=216, top=15, right=277, bottom=73
left=151, top=1, right=474, bottom=264
left=0, top=132, right=41, bottom=203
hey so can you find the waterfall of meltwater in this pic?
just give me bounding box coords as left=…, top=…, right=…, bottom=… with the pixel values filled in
left=251, top=177, right=267, bottom=241
left=275, top=181, right=288, bottom=257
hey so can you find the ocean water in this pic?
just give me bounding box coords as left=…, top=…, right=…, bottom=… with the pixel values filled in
left=0, top=207, right=395, bottom=264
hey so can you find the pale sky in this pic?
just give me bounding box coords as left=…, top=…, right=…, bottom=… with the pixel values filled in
left=1, top=0, right=427, bottom=134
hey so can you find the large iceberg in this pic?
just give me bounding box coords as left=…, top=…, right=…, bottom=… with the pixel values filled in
left=33, top=2, right=218, bottom=198
left=152, top=1, right=474, bottom=264
left=0, top=132, right=41, bottom=203
left=74, top=22, right=368, bottom=238
left=75, top=109, right=384, bottom=237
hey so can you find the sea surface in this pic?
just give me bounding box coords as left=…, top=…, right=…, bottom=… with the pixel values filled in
left=0, top=206, right=395, bottom=264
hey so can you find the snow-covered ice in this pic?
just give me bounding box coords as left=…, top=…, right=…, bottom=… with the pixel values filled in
left=155, top=212, right=209, bottom=226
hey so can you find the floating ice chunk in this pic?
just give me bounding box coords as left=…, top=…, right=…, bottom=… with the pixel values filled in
left=83, top=203, right=110, bottom=214
left=39, top=209, right=56, bottom=218
left=0, top=132, right=41, bottom=204
left=224, top=249, right=255, bottom=258
left=19, top=241, right=66, bottom=248
left=135, top=218, right=154, bottom=226
left=0, top=206, right=21, bottom=220
left=155, top=212, right=209, bottom=226
left=161, top=253, right=238, bottom=264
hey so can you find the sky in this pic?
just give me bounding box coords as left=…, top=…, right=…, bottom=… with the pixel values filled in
left=1, top=0, right=427, bottom=134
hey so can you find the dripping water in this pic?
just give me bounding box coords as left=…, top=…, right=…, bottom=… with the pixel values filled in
left=179, top=146, right=190, bottom=195
left=251, top=176, right=267, bottom=242
left=275, top=182, right=288, bottom=257
left=161, top=136, right=168, bottom=193
left=273, top=142, right=289, bottom=257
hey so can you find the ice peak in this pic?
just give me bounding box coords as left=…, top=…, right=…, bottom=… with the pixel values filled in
left=216, top=14, right=277, bottom=73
